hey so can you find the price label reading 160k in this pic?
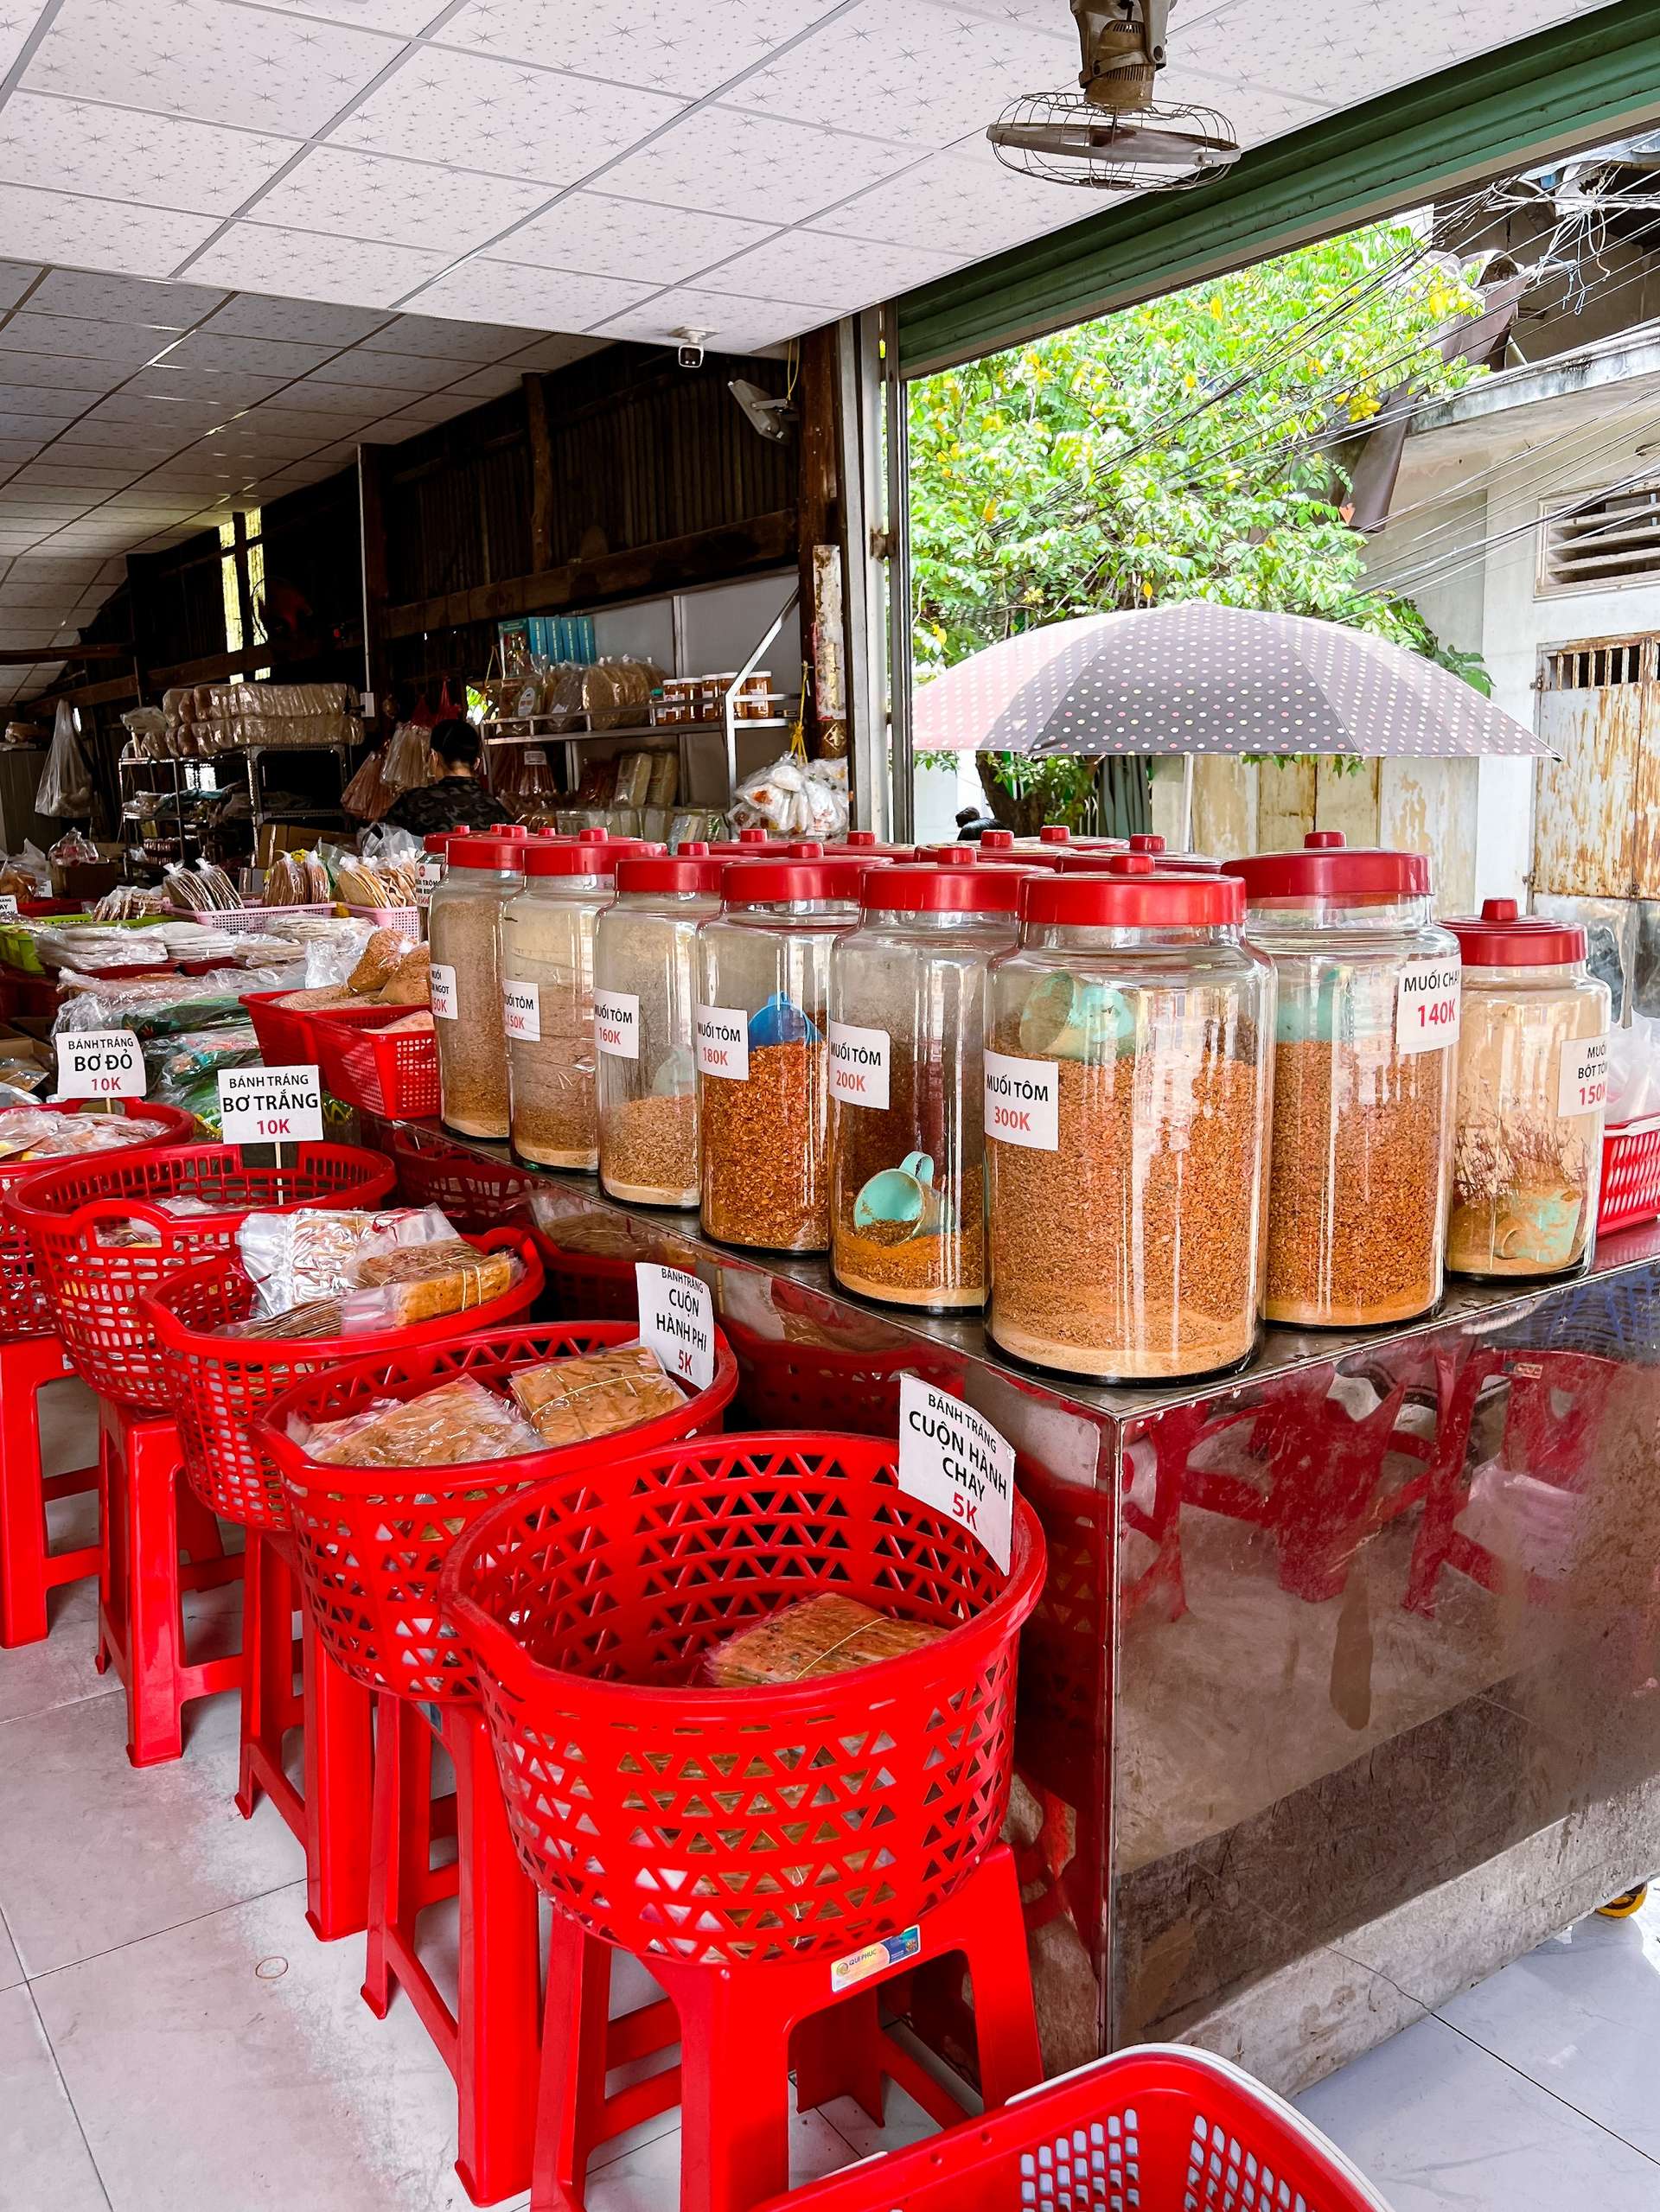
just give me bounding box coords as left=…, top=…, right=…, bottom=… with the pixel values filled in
left=55, top=1029, right=145, bottom=1100
left=217, top=1065, right=324, bottom=1145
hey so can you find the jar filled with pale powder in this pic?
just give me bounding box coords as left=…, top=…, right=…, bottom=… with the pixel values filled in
left=428, top=834, right=526, bottom=1141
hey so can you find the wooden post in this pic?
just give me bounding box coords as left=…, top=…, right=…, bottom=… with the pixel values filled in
left=524, top=373, right=557, bottom=577
left=357, top=443, right=391, bottom=717
left=795, top=328, right=846, bottom=758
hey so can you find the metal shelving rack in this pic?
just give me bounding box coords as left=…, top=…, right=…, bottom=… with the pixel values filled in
left=118, top=749, right=209, bottom=876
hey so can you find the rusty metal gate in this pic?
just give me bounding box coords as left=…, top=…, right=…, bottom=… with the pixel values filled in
left=1534, top=634, right=1660, bottom=897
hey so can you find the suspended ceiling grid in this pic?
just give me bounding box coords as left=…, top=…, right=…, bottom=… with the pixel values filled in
left=0, top=0, right=1625, bottom=705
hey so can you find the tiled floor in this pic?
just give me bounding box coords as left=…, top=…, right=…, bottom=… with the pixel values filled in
left=4, top=1380, right=1660, bottom=2210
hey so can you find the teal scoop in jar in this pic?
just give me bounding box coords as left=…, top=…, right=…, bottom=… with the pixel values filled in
left=749, top=992, right=821, bottom=1048
left=853, top=1152, right=955, bottom=1240
left=1018, top=972, right=1135, bottom=1059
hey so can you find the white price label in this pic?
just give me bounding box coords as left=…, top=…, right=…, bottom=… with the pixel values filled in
left=431, top=962, right=458, bottom=1021
left=55, top=1029, right=145, bottom=1100
left=595, top=991, right=640, bottom=1061
left=1395, top=958, right=1461, bottom=1054
left=635, top=1263, right=714, bottom=1389
left=695, top=1004, right=750, bottom=1082
left=1559, top=1031, right=1609, bottom=1118
left=218, top=1064, right=323, bottom=1145
left=982, top=1049, right=1060, bottom=1151
left=503, top=979, right=540, bottom=1043
left=898, top=1375, right=1014, bottom=1571
left=0, top=896, right=18, bottom=921
left=829, top=1020, right=891, bottom=1111
left=417, top=854, right=444, bottom=898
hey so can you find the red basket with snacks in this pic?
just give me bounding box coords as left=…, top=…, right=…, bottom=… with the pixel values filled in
left=257, top=1321, right=739, bottom=1705
left=1598, top=1115, right=1660, bottom=1234
left=313, top=1005, right=438, bottom=1120
left=0, top=1101, right=198, bottom=1338
left=241, top=989, right=327, bottom=1066
left=441, top=1431, right=1044, bottom=1965
left=144, top=1228, right=545, bottom=1533
left=757, top=2045, right=1391, bottom=2212
left=529, top=1197, right=702, bottom=1324
left=383, top=1129, right=540, bottom=1231
left=7, top=1142, right=396, bottom=1406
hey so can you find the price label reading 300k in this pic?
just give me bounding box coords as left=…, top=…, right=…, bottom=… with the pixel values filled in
left=217, top=1065, right=324, bottom=1145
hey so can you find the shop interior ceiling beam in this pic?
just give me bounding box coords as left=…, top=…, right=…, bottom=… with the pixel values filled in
left=896, top=0, right=1660, bottom=377
left=146, top=635, right=359, bottom=692
left=0, top=644, right=132, bottom=666
left=377, top=509, right=796, bottom=644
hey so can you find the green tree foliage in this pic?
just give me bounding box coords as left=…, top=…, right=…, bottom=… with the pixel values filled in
left=910, top=220, right=1487, bottom=687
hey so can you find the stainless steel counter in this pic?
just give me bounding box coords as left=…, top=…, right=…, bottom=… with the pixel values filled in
left=363, top=1111, right=1660, bottom=2096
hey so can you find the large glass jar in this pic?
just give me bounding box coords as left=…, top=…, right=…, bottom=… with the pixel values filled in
left=1227, top=832, right=1459, bottom=1328
left=829, top=862, right=1028, bottom=1311
left=593, top=846, right=725, bottom=1208
left=428, top=834, right=525, bottom=1141
left=1443, top=900, right=1609, bottom=1278
left=696, top=855, right=881, bottom=1252
left=984, top=868, right=1273, bottom=1380
left=501, top=840, right=623, bottom=1170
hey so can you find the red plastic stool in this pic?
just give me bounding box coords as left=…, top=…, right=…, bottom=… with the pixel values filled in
left=442, top=1432, right=1048, bottom=2212
left=0, top=1333, right=98, bottom=1648
left=96, top=1398, right=242, bottom=1768
left=259, top=1320, right=740, bottom=2209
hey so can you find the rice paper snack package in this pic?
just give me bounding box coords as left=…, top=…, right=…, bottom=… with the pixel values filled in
left=508, top=1342, right=684, bottom=1447
left=300, top=1375, right=543, bottom=1467
left=699, top=1592, right=946, bottom=1687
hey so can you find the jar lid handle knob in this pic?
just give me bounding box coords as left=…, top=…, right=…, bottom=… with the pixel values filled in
left=1481, top=896, right=1520, bottom=921
left=1304, top=831, right=1344, bottom=849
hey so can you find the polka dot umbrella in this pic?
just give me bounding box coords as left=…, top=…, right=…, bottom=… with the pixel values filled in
left=912, top=605, right=1548, bottom=759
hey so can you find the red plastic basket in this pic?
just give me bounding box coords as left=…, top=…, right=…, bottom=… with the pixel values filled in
left=442, top=1431, right=1045, bottom=1966
left=383, top=1129, right=540, bottom=1231
left=529, top=1195, right=703, bottom=1323
left=7, top=1142, right=396, bottom=1407
left=0, top=1102, right=198, bottom=1339
left=758, top=2045, right=1391, bottom=2211
left=1598, top=1116, right=1660, bottom=1233
left=144, top=1229, right=545, bottom=1533
left=313, top=1005, right=438, bottom=1119
left=257, top=1321, right=739, bottom=1706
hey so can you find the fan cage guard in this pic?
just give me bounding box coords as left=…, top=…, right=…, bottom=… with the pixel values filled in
left=988, top=93, right=1239, bottom=191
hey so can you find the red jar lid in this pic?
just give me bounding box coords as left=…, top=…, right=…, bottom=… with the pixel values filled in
left=1058, top=849, right=1155, bottom=873
left=979, top=829, right=1017, bottom=851
left=1224, top=829, right=1429, bottom=900
left=721, top=857, right=886, bottom=905
left=863, top=864, right=1026, bottom=916
left=1128, top=833, right=1164, bottom=853
left=1022, top=868, right=1244, bottom=928
left=616, top=853, right=727, bottom=896
left=445, top=834, right=527, bottom=871
left=1446, top=897, right=1587, bottom=966
left=522, top=838, right=622, bottom=878
left=423, top=831, right=457, bottom=855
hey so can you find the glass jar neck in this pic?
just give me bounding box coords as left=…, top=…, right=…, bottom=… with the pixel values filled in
left=1245, top=891, right=1433, bottom=935
left=1021, top=920, right=1242, bottom=953
left=725, top=899, right=858, bottom=925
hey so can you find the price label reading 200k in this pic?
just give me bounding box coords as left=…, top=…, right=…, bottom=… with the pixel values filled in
left=217, top=1066, right=324, bottom=1145
left=1395, top=958, right=1462, bottom=1055
left=56, top=1029, right=145, bottom=1100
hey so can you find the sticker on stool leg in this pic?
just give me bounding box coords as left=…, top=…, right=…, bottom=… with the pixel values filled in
left=830, top=1925, right=921, bottom=1994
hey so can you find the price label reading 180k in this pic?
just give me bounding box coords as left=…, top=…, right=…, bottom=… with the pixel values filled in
left=217, top=1065, right=323, bottom=1145
left=56, top=1029, right=145, bottom=1100
left=1395, top=958, right=1462, bottom=1055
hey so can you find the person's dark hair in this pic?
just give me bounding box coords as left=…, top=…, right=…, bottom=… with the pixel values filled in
left=431, top=717, right=482, bottom=769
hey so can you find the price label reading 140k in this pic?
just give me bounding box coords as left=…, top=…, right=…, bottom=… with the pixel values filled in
left=55, top=1029, right=145, bottom=1100
left=217, top=1065, right=323, bottom=1145
left=1395, top=958, right=1462, bottom=1055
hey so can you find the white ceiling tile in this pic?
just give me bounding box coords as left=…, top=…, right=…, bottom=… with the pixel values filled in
left=10, top=465, right=131, bottom=488
left=732, top=1, right=1065, bottom=150
left=246, top=146, right=552, bottom=254
left=498, top=335, right=608, bottom=372
left=380, top=392, right=481, bottom=425
left=0, top=351, right=120, bottom=393
left=308, top=347, right=457, bottom=391
left=0, top=315, right=169, bottom=368
left=441, top=363, right=522, bottom=399
left=0, top=264, right=44, bottom=309
left=601, top=107, right=915, bottom=223
left=496, top=191, right=777, bottom=284
left=335, top=48, right=683, bottom=188
left=96, top=558, right=126, bottom=582
left=407, top=259, right=654, bottom=331
left=239, top=403, right=374, bottom=439
left=0, top=439, right=48, bottom=463
left=595, top=284, right=816, bottom=354
left=0, top=185, right=220, bottom=279
left=355, top=314, right=527, bottom=360
left=0, top=579, right=86, bottom=607
left=0, top=397, right=84, bottom=428
left=12, top=556, right=103, bottom=582
left=23, top=0, right=405, bottom=138
left=201, top=294, right=391, bottom=346
left=26, top=270, right=227, bottom=327
left=696, top=227, right=959, bottom=309
left=243, top=374, right=399, bottom=417
left=157, top=329, right=346, bottom=378
left=256, top=0, right=438, bottom=28
left=440, top=0, right=845, bottom=99
left=185, top=226, right=452, bottom=309
left=814, top=133, right=1110, bottom=255
left=0, top=92, right=301, bottom=217
left=120, top=368, right=283, bottom=411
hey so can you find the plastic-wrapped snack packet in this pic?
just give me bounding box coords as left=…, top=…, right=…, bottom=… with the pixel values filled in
left=697, top=1593, right=946, bottom=1687
left=508, top=1343, right=684, bottom=1447
left=338, top=1239, right=519, bottom=1330
left=236, top=1205, right=457, bottom=1318
left=299, top=1375, right=544, bottom=1468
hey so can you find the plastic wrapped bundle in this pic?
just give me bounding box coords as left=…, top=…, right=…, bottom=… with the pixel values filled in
left=297, top=1374, right=545, bottom=1467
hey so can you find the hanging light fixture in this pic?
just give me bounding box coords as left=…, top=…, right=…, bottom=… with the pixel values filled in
left=987, top=1, right=1239, bottom=194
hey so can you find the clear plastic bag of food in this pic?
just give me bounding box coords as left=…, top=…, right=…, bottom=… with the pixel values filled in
left=697, top=1592, right=947, bottom=1686
left=236, top=1204, right=458, bottom=1318
left=296, top=1374, right=545, bottom=1468
left=508, top=1342, right=684, bottom=1447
